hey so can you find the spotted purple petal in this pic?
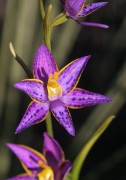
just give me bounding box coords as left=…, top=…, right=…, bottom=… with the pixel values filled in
left=57, top=56, right=90, bottom=95
left=7, top=174, right=37, bottom=180
left=50, top=100, right=75, bottom=136
left=62, top=88, right=112, bottom=108
left=43, top=133, right=64, bottom=172
left=65, top=0, right=85, bottom=17
left=15, top=102, right=49, bottom=134
left=7, top=144, right=46, bottom=176
left=77, top=20, right=109, bottom=28
left=78, top=2, right=108, bottom=17
left=14, top=80, right=48, bottom=103
left=33, top=45, right=58, bottom=83
left=55, top=161, right=72, bottom=180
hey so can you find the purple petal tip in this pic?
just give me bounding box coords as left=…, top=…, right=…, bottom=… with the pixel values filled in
left=102, top=2, right=109, bottom=6
left=6, top=143, right=12, bottom=148
left=14, top=83, right=18, bottom=88
left=43, top=132, right=50, bottom=139
left=15, top=131, right=18, bottom=134
left=99, top=24, right=109, bottom=29
left=77, top=20, right=109, bottom=29
left=71, top=131, right=75, bottom=136
left=82, top=55, right=91, bottom=64
left=6, top=143, right=16, bottom=151
left=101, top=96, right=112, bottom=104
left=106, top=97, right=112, bottom=102
left=69, top=128, right=75, bottom=136
left=14, top=83, right=21, bottom=90
left=95, top=2, right=109, bottom=8
left=87, top=55, right=91, bottom=61
left=15, top=127, right=22, bottom=134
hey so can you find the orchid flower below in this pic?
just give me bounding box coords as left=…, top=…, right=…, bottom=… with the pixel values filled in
left=60, top=0, right=109, bottom=28
left=7, top=132, right=72, bottom=180
left=14, top=44, right=111, bottom=136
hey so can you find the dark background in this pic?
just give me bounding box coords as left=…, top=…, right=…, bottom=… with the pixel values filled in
left=0, top=0, right=126, bottom=179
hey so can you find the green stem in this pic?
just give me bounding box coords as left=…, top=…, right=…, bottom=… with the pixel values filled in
left=43, top=4, right=52, bottom=51
left=41, top=4, right=53, bottom=137
left=39, top=4, right=68, bottom=137
left=43, top=24, right=52, bottom=51
left=38, top=0, right=45, bottom=19
left=46, top=112, right=54, bottom=137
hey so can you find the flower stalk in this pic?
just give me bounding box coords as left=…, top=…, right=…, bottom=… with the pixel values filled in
left=42, top=4, right=53, bottom=137
left=40, top=4, right=68, bottom=137
left=46, top=112, right=54, bottom=138
left=43, top=4, right=52, bottom=51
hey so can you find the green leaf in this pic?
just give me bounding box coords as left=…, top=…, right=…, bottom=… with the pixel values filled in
left=50, top=13, right=68, bottom=27
left=71, top=115, right=115, bottom=180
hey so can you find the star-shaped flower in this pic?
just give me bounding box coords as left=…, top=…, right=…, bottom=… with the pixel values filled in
left=7, top=132, right=72, bottom=180
left=60, top=0, right=109, bottom=28
left=14, top=44, right=111, bottom=136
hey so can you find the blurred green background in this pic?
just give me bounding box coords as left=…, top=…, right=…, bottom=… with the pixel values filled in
left=0, top=0, right=126, bottom=179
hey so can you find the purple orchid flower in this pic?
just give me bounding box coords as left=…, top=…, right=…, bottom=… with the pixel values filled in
left=60, top=0, right=109, bottom=28
left=7, top=132, right=72, bottom=180
left=14, top=44, right=111, bottom=136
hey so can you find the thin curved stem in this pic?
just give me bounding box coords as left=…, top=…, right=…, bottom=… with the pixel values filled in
left=9, top=42, right=32, bottom=78
left=38, top=0, right=45, bottom=20
left=39, top=3, right=68, bottom=137
left=43, top=4, right=52, bottom=51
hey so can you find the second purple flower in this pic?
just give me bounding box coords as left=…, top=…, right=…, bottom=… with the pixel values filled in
left=7, top=132, right=71, bottom=180
left=14, top=44, right=111, bottom=136
left=60, top=0, right=109, bottom=28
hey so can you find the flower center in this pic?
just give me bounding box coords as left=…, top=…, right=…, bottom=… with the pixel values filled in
left=47, top=72, right=62, bottom=101
left=37, top=161, right=54, bottom=180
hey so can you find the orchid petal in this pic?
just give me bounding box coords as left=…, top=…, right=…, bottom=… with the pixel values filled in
left=43, top=133, right=64, bottom=172
left=57, top=56, right=90, bottom=95
left=55, top=161, right=72, bottom=180
left=77, top=20, right=109, bottom=28
left=7, top=174, right=37, bottom=180
left=51, top=100, right=75, bottom=136
left=65, top=0, right=85, bottom=17
left=15, top=102, right=49, bottom=134
left=33, top=45, right=58, bottom=83
left=7, top=144, right=46, bottom=176
left=78, top=2, right=108, bottom=17
left=62, top=88, right=112, bottom=108
left=14, top=79, right=48, bottom=103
